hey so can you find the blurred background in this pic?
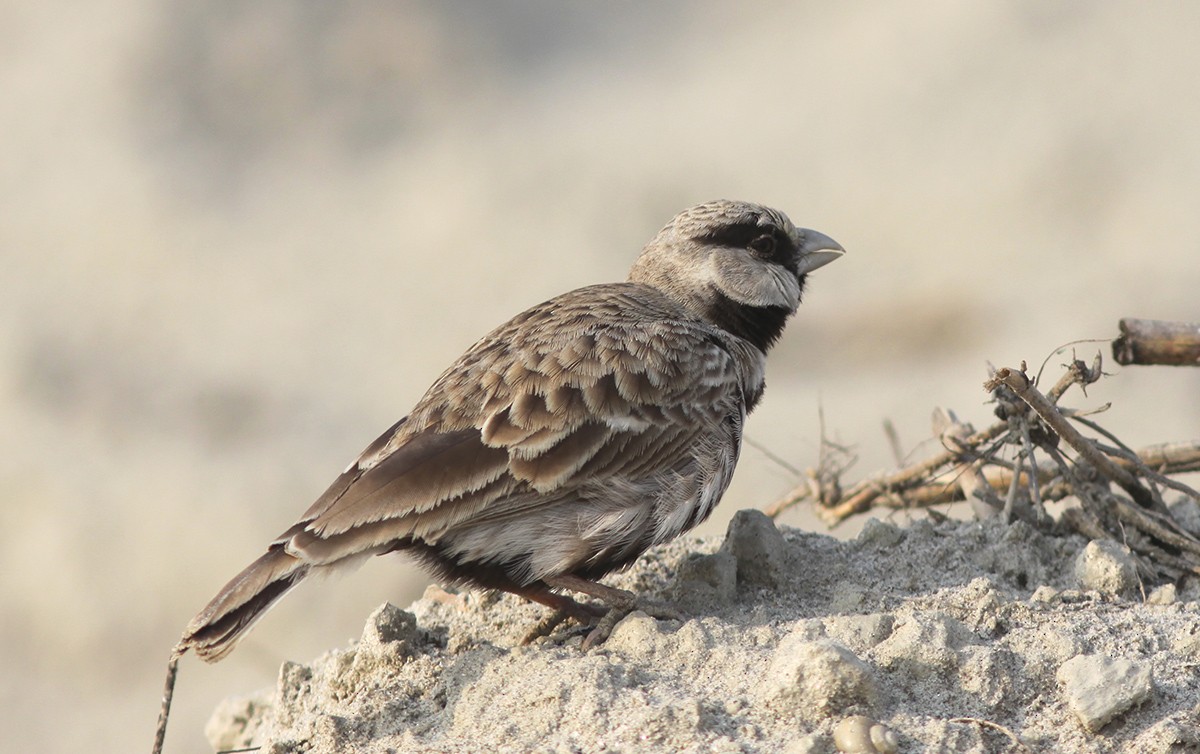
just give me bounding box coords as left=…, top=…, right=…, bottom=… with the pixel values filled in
left=3, top=2, right=1199, bottom=752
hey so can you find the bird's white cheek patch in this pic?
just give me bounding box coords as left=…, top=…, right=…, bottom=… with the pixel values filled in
left=704, top=255, right=800, bottom=310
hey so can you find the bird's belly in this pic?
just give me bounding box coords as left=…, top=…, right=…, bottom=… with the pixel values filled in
left=652, top=404, right=743, bottom=544
left=433, top=403, right=745, bottom=587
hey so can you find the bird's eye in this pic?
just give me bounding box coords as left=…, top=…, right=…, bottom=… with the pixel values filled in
left=749, top=234, right=776, bottom=256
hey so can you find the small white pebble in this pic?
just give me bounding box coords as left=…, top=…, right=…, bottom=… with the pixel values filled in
left=869, top=723, right=899, bottom=754
left=1030, top=585, right=1059, bottom=603
left=1147, top=583, right=1177, bottom=605
left=833, top=716, right=874, bottom=753
left=833, top=715, right=897, bottom=753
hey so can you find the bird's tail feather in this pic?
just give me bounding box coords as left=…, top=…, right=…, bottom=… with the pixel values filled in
left=178, top=547, right=310, bottom=663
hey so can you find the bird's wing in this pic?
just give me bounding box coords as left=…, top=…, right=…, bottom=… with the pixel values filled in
left=282, top=284, right=751, bottom=562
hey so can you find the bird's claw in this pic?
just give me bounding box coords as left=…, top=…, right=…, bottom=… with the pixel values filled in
left=581, top=599, right=685, bottom=650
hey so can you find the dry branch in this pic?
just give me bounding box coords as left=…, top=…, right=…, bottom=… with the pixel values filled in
left=767, top=342, right=1200, bottom=583
left=1112, top=318, right=1200, bottom=367
left=1122, top=441, right=1200, bottom=475
left=984, top=365, right=1162, bottom=512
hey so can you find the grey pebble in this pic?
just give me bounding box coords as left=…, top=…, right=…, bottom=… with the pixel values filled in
left=720, top=508, right=788, bottom=588
left=672, top=550, right=738, bottom=607
left=855, top=518, right=905, bottom=549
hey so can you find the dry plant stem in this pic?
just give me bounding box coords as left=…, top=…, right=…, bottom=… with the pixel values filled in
left=984, top=362, right=1200, bottom=576
left=152, top=650, right=182, bottom=754
left=788, top=422, right=1009, bottom=522
left=1084, top=486, right=1200, bottom=577
left=1112, top=318, right=1200, bottom=367
left=1046, top=355, right=1103, bottom=404
left=1002, top=439, right=1024, bottom=522
left=883, top=418, right=904, bottom=465
left=984, top=367, right=1161, bottom=512
left=1018, top=419, right=1041, bottom=508
left=1061, top=506, right=1111, bottom=543
left=1075, top=420, right=1200, bottom=503
left=959, top=460, right=1006, bottom=513
left=802, top=437, right=1197, bottom=523
left=1130, top=440, right=1200, bottom=474
left=775, top=357, right=1199, bottom=524
left=1109, top=495, right=1200, bottom=559
left=948, top=717, right=1034, bottom=754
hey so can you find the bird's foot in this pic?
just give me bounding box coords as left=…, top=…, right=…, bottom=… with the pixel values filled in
left=543, top=574, right=684, bottom=650
left=580, top=599, right=685, bottom=650
left=512, top=583, right=605, bottom=645
left=520, top=608, right=581, bottom=645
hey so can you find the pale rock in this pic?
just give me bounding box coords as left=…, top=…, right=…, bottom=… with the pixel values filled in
left=1056, top=654, right=1154, bottom=732
left=873, top=613, right=974, bottom=677
left=1030, top=585, right=1060, bottom=603
left=205, top=692, right=273, bottom=753
left=825, top=613, right=896, bottom=653
left=1147, top=583, right=1177, bottom=605
left=760, top=635, right=877, bottom=720
left=672, top=550, right=737, bottom=608
left=1074, top=540, right=1139, bottom=598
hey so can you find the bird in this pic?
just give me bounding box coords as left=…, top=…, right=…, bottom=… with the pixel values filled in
left=153, top=200, right=842, bottom=751
left=177, top=199, right=843, bottom=660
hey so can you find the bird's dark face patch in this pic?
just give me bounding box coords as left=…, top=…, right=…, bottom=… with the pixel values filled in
left=694, top=219, right=800, bottom=273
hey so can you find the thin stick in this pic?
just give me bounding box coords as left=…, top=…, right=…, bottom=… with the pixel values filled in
left=948, top=716, right=1034, bottom=753
left=883, top=418, right=904, bottom=466
left=1072, top=418, right=1200, bottom=503
left=1128, top=440, right=1200, bottom=474
left=1018, top=419, right=1041, bottom=509
left=1044, top=352, right=1103, bottom=403
left=743, top=435, right=803, bottom=478
left=800, top=422, right=1008, bottom=522
left=152, top=649, right=183, bottom=754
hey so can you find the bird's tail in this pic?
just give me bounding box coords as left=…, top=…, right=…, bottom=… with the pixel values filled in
left=177, top=546, right=311, bottom=663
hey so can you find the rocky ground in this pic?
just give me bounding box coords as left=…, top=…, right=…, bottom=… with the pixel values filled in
left=205, top=511, right=1200, bottom=753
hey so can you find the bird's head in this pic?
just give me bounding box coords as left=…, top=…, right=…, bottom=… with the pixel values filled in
left=628, top=200, right=844, bottom=351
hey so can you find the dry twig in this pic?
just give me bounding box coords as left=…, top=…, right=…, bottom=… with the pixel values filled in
left=766, top=340, right=1200, bottom=584
left=948, top=717, right=1034, bottom=753
left=1112, top=318, right=1200, bottom=367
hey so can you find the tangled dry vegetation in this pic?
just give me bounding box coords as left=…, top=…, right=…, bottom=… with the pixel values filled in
left=767, top=319, right=1200, bottom=589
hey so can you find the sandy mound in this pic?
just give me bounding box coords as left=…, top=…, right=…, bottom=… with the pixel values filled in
left=205, top=512, right=1200, bottom=753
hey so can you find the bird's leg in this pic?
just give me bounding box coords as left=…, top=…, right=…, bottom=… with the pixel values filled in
left=544, top=574, right=684, bottom=650
left=507, top=581, right=607, bottom=644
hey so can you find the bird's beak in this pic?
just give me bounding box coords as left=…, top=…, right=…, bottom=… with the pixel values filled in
left=794, top=229, right=845, bottom=275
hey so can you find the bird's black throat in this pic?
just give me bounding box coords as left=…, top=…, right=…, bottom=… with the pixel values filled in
left=704, top=287, right=799, bottom=353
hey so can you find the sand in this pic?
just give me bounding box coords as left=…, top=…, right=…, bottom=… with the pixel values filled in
left=203, top=511, right=1200, bottom=753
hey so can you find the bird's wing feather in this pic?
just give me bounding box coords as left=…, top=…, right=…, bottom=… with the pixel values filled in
left=287, top=284, right=750, bottom=559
